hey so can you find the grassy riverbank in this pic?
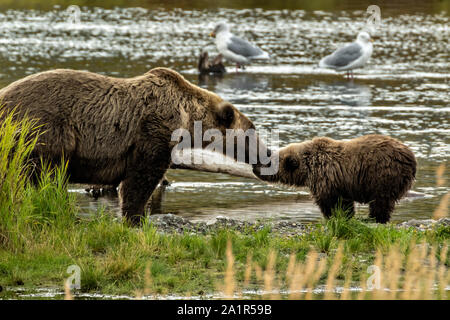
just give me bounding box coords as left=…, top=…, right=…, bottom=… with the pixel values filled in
left=1, top=208, right=448, bottom=299
left=0, top=112, right=449, bottom=299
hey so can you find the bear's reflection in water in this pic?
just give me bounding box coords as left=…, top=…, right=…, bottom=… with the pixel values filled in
left=82, top=178, right=170, bottom=216
left=75, top=182, right=322, bottom=223
left=74, top=178, right=426, bottom=223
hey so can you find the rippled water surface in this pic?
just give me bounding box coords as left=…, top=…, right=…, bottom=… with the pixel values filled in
left=1, top=1, right=448, bottom=224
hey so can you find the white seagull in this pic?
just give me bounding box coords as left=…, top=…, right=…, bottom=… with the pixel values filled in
left=319, top=31, right=373, bottom=79
left=209, top=22, right=269, bottom=70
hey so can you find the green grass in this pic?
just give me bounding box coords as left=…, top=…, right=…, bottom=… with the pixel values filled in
left=0, top=108, right=448, bottom=298
left=0, top=207, right=447, bottom=297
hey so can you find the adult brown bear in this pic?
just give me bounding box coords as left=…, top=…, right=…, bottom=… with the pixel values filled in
left=0, top=68, right=268, bottom=224
left=253, top=135, right=416, bottom=223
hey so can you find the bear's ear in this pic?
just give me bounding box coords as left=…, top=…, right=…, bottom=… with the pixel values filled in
left=217, top=102, right=235, bottom=127
left=283, top=155, right=299, bottom=172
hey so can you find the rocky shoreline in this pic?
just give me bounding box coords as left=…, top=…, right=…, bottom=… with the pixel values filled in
left=148, top=214, right=309, bottom=237
left=147, top=214, right=450, bottom=236
left=397, top=218, right=450, bottom=231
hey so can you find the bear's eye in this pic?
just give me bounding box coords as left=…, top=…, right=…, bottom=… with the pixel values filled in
left=284, top=156, right=299, bottom=172
left=218, top=103, right=235, bottom=127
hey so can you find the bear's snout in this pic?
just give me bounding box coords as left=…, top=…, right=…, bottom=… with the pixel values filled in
left=252, top=163, right=262, bottom=177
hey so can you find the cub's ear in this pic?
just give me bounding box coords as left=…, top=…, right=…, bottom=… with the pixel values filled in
left=217, top=102, right=235, bottom=127
left=283, top=155, right=299, bottom=172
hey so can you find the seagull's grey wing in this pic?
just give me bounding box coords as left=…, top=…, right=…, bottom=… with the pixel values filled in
left=323, top=42, right=362, bottom=67
left=227, top=36, right=264, bottom=58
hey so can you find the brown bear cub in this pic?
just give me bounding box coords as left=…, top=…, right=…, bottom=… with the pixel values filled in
left=253, top=135, right=416, bottom=223
left=0, top=68, right=269, bottom=224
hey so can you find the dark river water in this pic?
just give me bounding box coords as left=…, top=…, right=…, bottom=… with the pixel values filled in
left=0, top=0, right=448, bottom=224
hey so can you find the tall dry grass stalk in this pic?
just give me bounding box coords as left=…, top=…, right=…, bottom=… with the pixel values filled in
left=263, top=251, right=280, bottom=299
left=243, top=252, right=253, bottom=288
left=433, top=193, right=449, bottom=219
left=237, top=251, right=253, bottom=299
left=437, top=245, right=448, bottom=298
left=219, top=242, right=449, bottom=300
left=436, top=163, right=446, bottom=187
left=340, top=267, right=353, bottom=300
left=324, top=244, right=343, bottom=299
left=135, top=262, right=152, bottom=299
left=305, top=253, right=326, bottom=300
left=144, top=262, right=152, bottom=296
left=385, top=245, right=401, bottom=300
left=433, top=164, right=448, bottom=219
left=223, top=239, right=235, bottom=298
left=64, top=281, right=74, bottom=300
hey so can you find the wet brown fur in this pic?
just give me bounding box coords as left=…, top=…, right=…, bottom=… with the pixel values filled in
left=254, top=135, right=417, bottom=223
left=0, top=67, right=257, bottom=224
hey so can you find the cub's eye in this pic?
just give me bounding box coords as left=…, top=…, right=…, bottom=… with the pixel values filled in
left=284, top=156, right=299, bottom=172
left=218, top=103, right=235, bottom=127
